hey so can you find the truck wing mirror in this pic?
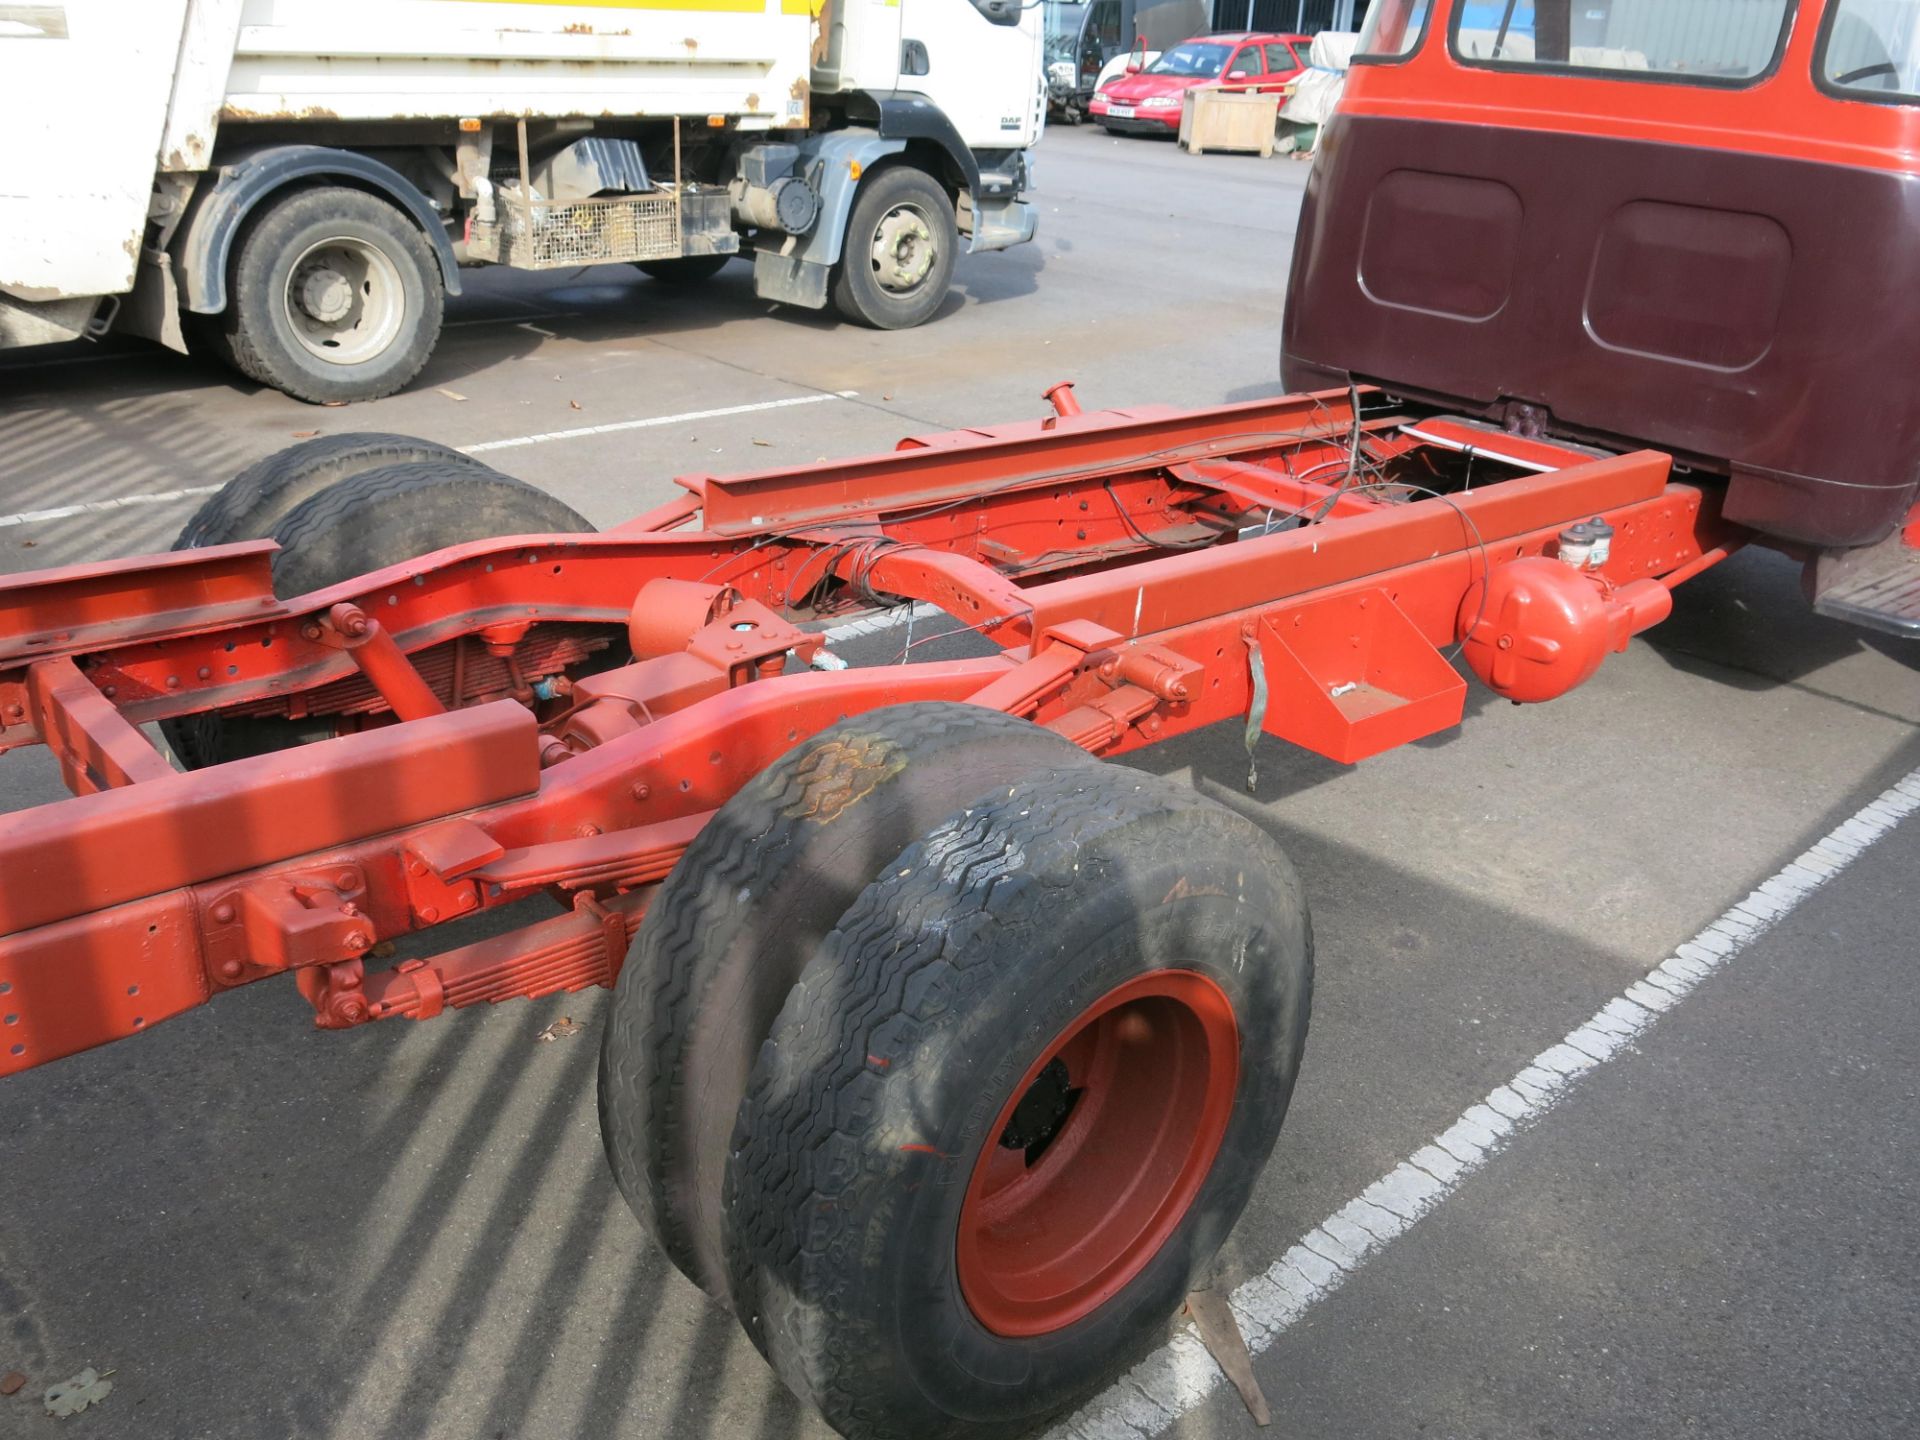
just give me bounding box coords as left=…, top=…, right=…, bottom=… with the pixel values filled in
left=969, top=0, right=1021, bottom=25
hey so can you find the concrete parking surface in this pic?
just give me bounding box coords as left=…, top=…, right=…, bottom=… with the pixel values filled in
left=0, top=127, right=1915, bottom=1440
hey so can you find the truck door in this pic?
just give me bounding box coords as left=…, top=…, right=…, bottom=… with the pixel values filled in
left=900, top=0, right=1045, bottom=151
left=828, top=0, right=904, bottom=95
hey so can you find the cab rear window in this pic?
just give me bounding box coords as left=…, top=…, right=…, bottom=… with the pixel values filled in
left=1355, top=0, right=1433, bottom=62
left=1819, top=0, right=1920, bottom=102
left=1449, top=0, right=1796, bottom=86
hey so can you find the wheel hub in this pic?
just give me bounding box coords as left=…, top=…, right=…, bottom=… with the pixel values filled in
left=998, top=1056, right=1082, bottom=1165
left=296, top=267, right=354, bottom=324
left=282, top=236, right=406, bottom=366
left=957, top=969, right=1240, bottom=1338
left=871, top=208, right=936, bottom=292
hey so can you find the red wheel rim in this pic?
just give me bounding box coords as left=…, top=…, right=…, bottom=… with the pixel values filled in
left=956, top=969, right=1240, bottom=1337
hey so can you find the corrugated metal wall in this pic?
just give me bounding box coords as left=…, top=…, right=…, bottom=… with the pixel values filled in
left=1208, top=0, right=1361, bottom=35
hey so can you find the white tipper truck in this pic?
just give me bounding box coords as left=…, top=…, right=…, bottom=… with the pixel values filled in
left=0, top=0, right=1044, bottom=403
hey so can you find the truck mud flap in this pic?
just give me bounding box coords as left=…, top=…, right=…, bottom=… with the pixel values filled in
left=752, top=251, right=831, bottom=308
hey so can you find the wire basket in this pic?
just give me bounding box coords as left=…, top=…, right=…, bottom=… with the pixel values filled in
left=474, top=189, right=683, bottom=270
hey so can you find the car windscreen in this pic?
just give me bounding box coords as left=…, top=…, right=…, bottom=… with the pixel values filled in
left=1045, top=1, right=1086, bottom=61
left=1149, top=42, right=1235, bottom=77
left=1450, top=0, right=1796, bottom=86
left=1820, top=0, right=1920, bottom=102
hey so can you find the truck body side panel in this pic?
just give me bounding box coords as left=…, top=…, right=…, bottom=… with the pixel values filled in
left=0, top=0, right=191, bottom=301
left=157, top=0, right=247, bottom=173
left=219, top=0, right=816, bottom=129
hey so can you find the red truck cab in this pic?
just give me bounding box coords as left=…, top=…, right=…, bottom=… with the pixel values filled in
left=1282, top=0, right=1920, bottom=630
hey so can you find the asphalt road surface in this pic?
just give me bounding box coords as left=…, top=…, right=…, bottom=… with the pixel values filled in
left=1, top=126, right=1915, bottom=1440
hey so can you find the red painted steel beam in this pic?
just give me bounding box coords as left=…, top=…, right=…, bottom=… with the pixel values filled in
left=1024, top=452, right=1675, bottom=640
left=1171, top=459, right=1385, bottom=520
left=26, top=656, right=175, bottom=795
left=1024, top=485, right=1722, bottom=766
left=0, top=701, right=540, bottom=935
left=0, top=540, right=283, bottom=663
left=849, top=546, right=1035, bottom=635
left=0, top=890, right=209, bottom=1075
left=695, top=389, right=1365, bottom=534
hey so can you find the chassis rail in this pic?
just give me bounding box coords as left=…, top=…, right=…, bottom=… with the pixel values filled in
left=0, top=385, right=1744, bottom=1075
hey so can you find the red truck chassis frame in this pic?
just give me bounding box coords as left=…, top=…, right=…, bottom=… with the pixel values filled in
left=0, top=385, right=1740, bottom=1076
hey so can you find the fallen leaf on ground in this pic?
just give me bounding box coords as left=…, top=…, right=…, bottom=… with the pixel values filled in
left=44, top=1367, right=113, bottom=1418
left=569, top=400, right=582, bottom=410
left=536, top=1017, right=582, bottom=1042
left=1, top=1371, right=26, bottom=1396
left=437, top=388, right=468, bottom=402
left=291, top=430, right=319, bottom=439
left=752, top=438, right=771, bottom=447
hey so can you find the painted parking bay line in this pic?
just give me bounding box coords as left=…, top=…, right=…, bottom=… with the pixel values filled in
left=0, top=390, right=862, bottom=528
left=1054, top=763, right=1920, bottom=1440
left=458, top=389, right=858, bottom=454
left=0, top=484, right=227, bottom=530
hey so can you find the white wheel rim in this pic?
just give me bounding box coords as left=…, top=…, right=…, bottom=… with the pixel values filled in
left=869, top=204, right=938, bottom=294
left=283, top=235, right=407, bottom=365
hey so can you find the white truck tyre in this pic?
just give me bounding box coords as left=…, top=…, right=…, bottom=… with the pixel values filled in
left=831, top=166, right=959, bottom=330
left=215, top=185, right=444, bottom=405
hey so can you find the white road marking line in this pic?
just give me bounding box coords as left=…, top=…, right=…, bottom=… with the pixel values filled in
left=459, top=390, right=858, bottom=454
left=1055, top=763, right=1920, bottom=1440
left=1, top=390, right=862, bottom=529
left=0, top=484, right=225, bottom=529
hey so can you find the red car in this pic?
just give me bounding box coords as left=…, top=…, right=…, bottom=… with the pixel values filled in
left=1089, top=31, right=1309, bottom=135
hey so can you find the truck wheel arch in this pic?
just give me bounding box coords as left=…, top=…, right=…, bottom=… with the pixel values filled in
left=857, top=89, right=984, bottom=197
left=795, top=137, right=970, bottom=274
left=177, top=145, right=462, bottom=315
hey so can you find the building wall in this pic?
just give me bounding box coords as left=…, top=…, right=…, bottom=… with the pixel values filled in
left=1209, top=0, right=1361, bottom=36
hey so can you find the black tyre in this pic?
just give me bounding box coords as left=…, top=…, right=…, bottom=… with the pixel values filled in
left=264, top=460, right=591, bottom=597
left=166, top=460, right=594, bottom=769
left=173, top=433, right=494, bottom=553
left=163, top=436, right=503, bottom=767
left=599, top=703, right=1095, bottom=1298
left=725, top=764, right=1313, bottom=1440
left=218, top=185, right=444, bottom=404
left=636, top=254, right=731, bottom=284
left=830, top=166, right=958, bottom=330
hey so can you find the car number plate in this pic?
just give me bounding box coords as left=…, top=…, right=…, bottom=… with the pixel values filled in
left=1108, top=104, right=1136, bottom=118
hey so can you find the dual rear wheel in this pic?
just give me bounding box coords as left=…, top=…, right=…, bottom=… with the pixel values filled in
left=598, top=704, right=1313, bottom=1438
left=164, top=433, right=597, bottom=768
